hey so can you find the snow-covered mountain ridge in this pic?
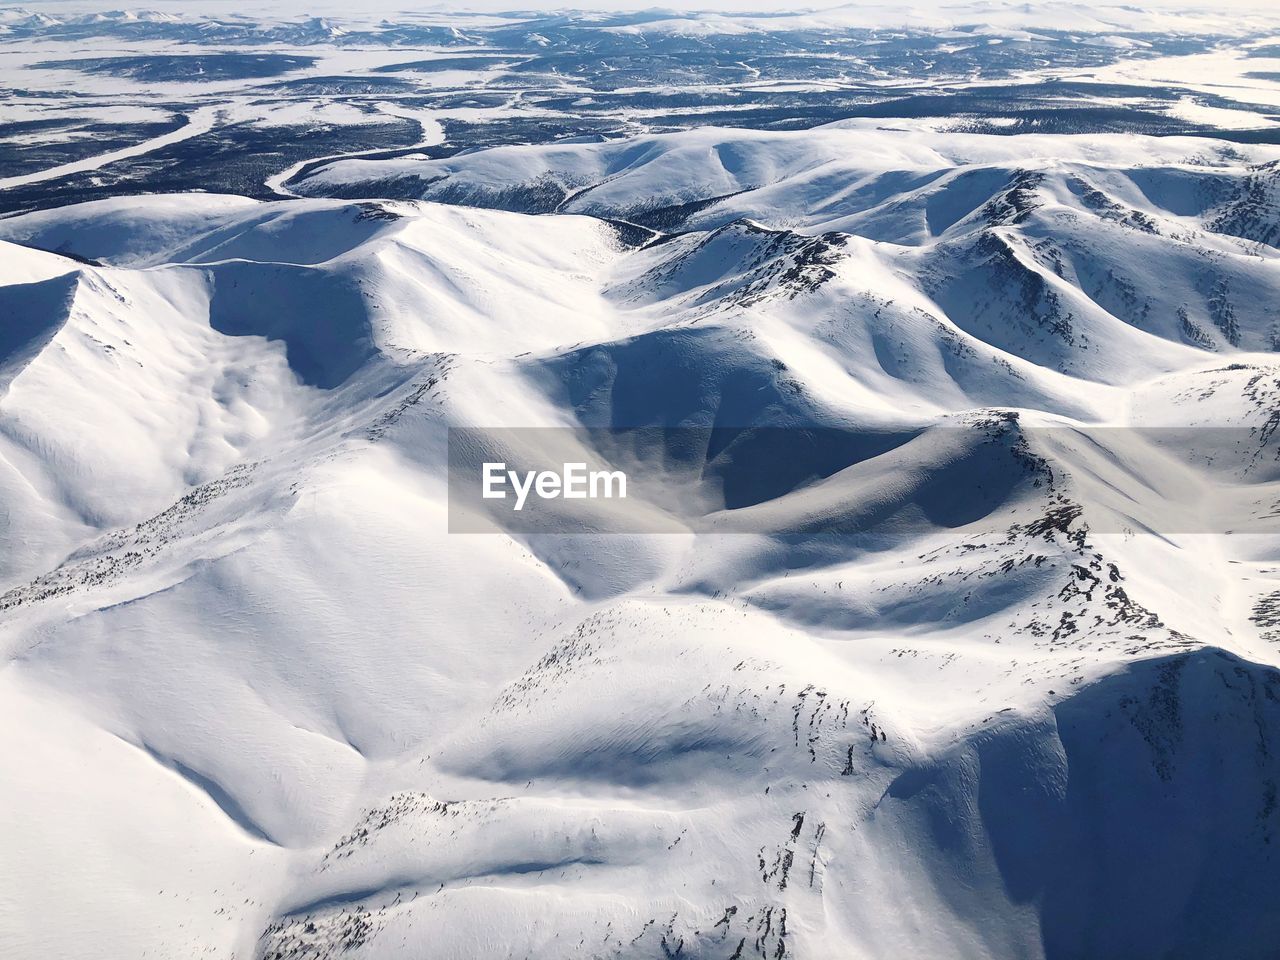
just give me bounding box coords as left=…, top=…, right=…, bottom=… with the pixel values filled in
left=2, top=122, right=1280, bottom=959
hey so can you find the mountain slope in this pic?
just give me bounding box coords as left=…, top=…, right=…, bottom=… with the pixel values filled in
left=1, top=122, right=1280, bottom=960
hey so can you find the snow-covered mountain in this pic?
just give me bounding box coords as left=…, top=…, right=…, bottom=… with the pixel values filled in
left=4, top=52, right=1280, bottom=960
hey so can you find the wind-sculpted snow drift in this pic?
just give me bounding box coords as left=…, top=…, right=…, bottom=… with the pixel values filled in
left=2, top=123, right=1280, bottom=960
